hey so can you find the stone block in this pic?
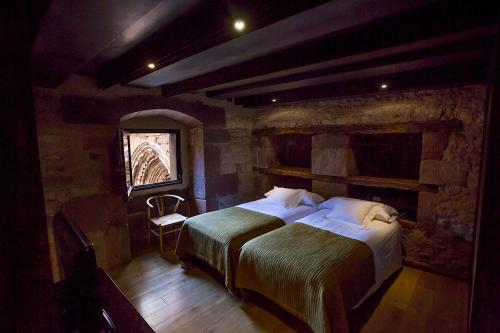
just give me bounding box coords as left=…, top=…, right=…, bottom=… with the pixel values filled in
left=254, top=173, right=273, bottom=196
left=190, top=127, right=204, bottom=148
left=312, top=134, right=350, bottom=149
left=311, top=148, right=356, bottom=177
left=206, top=199, right=219, bottom=212
left=417, top=192, right=437, bottom=235
left=312, top=181, right=349, bottom=198
left=191, top=141, right=205, bottom=177
left=421, top=131, right=449, bottom=160
left=204, top=129, right=231, bottom=143
left=61, top=194, right=127, bottom=235
left=204, top=144, right=220, bottom=176
left=257, top=136, right=274, bottom=148
left=192, top=175, right=206, bottom=199
left=206, top=173, right=239, bottom=198
left=220, top=163, right=237, bottom=175
left=254, top=146, right=279, bottom=168
left=194, top=198, right=207, bottom=214
left=419, top=160, right=468, bottom=185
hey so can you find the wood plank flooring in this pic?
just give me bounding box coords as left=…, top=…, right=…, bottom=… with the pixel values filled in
left=109, top=251, right=469, bottom=333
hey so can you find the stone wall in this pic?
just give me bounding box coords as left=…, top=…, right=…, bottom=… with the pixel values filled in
left=35, top=76, right=256, bottom=280
left=34, top=76, right=163, bottom=280
left=178, top=94, right=256, bottom=212
left=253, top=85, right=487, bottom=278
left=35, top=87, right=129, bottom=280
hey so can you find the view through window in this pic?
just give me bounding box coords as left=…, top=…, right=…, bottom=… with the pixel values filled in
left=121, top=130, right=181, bottom=189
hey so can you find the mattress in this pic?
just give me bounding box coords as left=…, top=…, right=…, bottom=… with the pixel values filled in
left=237, top=198, right=317, bottom=223
left=175, top=199, right=317, bottom=292
left=295, top=208, right=403, bottom=307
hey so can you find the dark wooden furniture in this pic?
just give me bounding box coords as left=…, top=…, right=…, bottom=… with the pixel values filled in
left=53, top=211, right=153, bottom=333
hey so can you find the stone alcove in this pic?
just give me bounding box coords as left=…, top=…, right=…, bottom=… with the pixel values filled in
left=252, top=119, right=474, bottom=277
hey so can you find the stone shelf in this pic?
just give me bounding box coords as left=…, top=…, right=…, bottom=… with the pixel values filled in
left=252, top=119, right=462, bottom=136
left=253, top=166, right=438, bottom=193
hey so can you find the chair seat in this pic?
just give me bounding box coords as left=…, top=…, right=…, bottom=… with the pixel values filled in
left=150, top=213, right=187, bottom=227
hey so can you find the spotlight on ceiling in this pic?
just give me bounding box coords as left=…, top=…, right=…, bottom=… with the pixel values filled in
left=234, top=19, right=245, bottom=32
left=272, top=98, right=277, bottom=103
left=380, top=82, right=388, bottom=89
left=147, top=63, right=156, bottom=70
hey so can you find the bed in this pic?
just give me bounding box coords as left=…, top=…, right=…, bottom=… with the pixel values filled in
left=235, top=199, right=402, bottom=333
left=175, top=189, right=320, bottom=293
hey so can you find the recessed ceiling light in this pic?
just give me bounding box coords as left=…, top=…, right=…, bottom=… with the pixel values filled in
left=380, top=82, right=388, bottom=89
left=272, top=98, right=277, bottom=103
left=234, top=19, right=245, bottom=32
left=147, top=63, right=156, bottom=69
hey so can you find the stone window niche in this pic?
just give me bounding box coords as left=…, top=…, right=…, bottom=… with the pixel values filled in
left=120, top=129, right=182, bottom=191
left=350, top=133, right=422, bottom=179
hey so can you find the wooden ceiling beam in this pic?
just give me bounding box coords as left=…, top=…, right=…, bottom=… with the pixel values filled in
left=160, top=1, right=500, bottom=97
left=208, top=49, right=488, bottom=99
left=235, top=61, right=489, bottom=107
left=96, top=0, right=331, bottom=88
left=202, top=26, right=497, bottom=95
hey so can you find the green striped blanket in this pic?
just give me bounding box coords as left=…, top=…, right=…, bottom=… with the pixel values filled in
left=235, top=222, right=374, bottom=333
left=175, top=207, right=284, bottom=292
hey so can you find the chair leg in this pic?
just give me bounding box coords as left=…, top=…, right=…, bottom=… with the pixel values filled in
left=159, top=225, right=163, bottom=256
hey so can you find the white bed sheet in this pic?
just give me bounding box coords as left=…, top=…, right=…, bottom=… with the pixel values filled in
left=295, top=209, right=403, bottom=308
left=237, top=198, right=317, bottom=224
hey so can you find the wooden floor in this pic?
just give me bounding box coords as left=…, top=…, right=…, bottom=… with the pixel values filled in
left=109, top=250, right=469, bottom=333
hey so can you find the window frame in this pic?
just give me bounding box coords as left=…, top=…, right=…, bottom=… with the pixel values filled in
left=120, top=128, right=183, bottom=192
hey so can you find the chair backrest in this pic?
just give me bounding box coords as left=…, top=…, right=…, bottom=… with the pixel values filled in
left=53, top=211, right=106, bottom=332
left=146, top=194, right=185, bottom=217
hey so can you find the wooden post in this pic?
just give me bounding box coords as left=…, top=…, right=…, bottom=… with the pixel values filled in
left=469, top=28, right=500, bottom=333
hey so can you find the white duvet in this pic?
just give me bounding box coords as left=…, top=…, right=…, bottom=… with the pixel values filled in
left=295, top=209, right=403, bottom=308
left=237, top=198, right=317, bottom=224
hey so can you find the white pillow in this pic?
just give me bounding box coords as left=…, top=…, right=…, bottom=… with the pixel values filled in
left=323, top=197, right=378, bottom=226
left=301, top=191, right=324, bottom=206
left=264, top=187, right=303, bottom=208
left=366, top=204, right=399, bottom=224
left=265, top=187, right=324, bottom=207
left=264, top=186, right=279, bottom=198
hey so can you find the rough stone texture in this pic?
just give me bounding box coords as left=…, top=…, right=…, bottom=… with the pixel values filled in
left=34, top=77, right=169, bottom=281
left=35, top=86, right=131, bottom=281
left=312, top=133, right=350, bottom=149
left=253, top=136, right=280, bottom=169
left=204, top=128, right=231, bottom=143
left=254, top=147, right=281, bottom=168
left=312, top=181, right=349, bottom=198
left=417, top=192, right=438, bottom=235
left=190, top=127, right=205, bottom=176
left=254, top=84, right=487, bottom=277
left=311, top=148, right=357, bottom=177
left=204, top=144, right=221, bottom=176
left=192, top=175, right=206, bottom=199
left=421, top=131, right=449, bottom=160
left=403, top=225, right=473, bottom=279
left=420, top=160, right=468, bottom=185
left=205, top=173, right=239, bottom=197
left=194, top=198, right=207, bottom=214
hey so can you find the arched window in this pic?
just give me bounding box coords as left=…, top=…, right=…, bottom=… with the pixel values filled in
left=121, top=130, right=181, bottom=190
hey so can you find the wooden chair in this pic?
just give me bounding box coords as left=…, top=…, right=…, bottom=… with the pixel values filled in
left=146, top=194, right=188, bottom=256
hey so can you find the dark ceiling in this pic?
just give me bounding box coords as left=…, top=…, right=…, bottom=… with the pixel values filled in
left=32, top=0, right=500, bottom=107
